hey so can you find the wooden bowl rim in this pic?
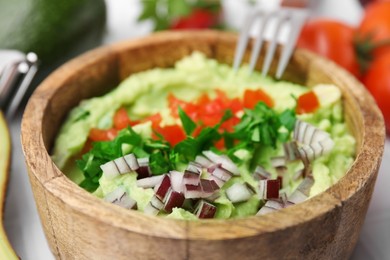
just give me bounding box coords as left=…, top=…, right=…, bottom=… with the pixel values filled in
left=21, top=30, right=385, bottom=240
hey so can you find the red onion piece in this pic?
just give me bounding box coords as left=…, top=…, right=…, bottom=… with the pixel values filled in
left=182, top=170, right=201, bottom=186
left=195, top=155, right=213, bottom=168
left=288, top=176, right=314, bottom=204
left=253, top=165, right=272, bottom=180
left=194, top=200, right=217, bottom=219
left=271, top=156, right=286, bottom=169
left=163, top=189, right=185, bottom=213
left=210, top=166, right=233, bottom=182
left=169, top=170, right=184, bottom=193
left=202, top=150, right=240, bottom=175
left=124, top=153, right=139, bottom=171
left=184, top=184, right=203, bottom=199
left=258, top=179, right=280, bottom=200
left=186, top=161, right=203, bottom=174
left=283, top=141, right=300, bottom=162
left=104, top=187, right=137, bottom=210
left=136, top=175, right=164, bottom=189
left=206, top=175, right=225, bottom=188
left=144, top=195, right=164, bottom=216
left=154, top=174, right=171, bottom=200
left=226, top=182, right=255, bottom=203
left=114, top=157, right=131, bottom=174
left=135, top=157, right=151, bottom=179
left=100, top=161, right=120, bottom=179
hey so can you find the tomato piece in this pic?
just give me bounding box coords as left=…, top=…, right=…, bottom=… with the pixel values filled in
left=243, top=89, right=274, bottom=109
left=170, top=9, right=219, bottom=30
left=168, top=93, right=198, bottom=119
left=113, top=108, right=131, bottom=129
left=89, top=128, right=118, bottom=142
left=362, top=52, right=390, bottom=133
left=221, top=116, right=240, bottom=132
left=214, top=138, right=225, bottom=150
left=153, top=124, right=186, bottom=147
left=296, top=91, right=320, bottom=114
left=227, top=98, right=244, bottom=113
left=144, top=113, right=162, bottom=128
left=297, top=19, right=361, bottom=78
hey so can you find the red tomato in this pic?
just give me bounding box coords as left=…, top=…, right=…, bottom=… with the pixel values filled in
left=357, top=2, right=390, bottom=60
left=113, top=108, right=131, bottom=129
left=297, top=19, right=360, bottom=78
left=153, top=124, right=186, bottom=146
left=170, top=9, right=219, bottom=30
left=144, top=113, right=162, bottom=128
left=243, top=89, right=274, bottom=109
left=362, top=52, right=390, bottom=133
left=296, top=91, right=320, bottom=114
left=168, top=93, right=198, bottom=119
left=89, top=128, right=118, bottom=142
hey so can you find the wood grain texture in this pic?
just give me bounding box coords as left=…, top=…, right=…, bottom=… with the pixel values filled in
left=21, top=30, right=385, bottom=260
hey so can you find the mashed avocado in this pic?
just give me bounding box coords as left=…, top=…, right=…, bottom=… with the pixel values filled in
left=52, top=52, right=356, bottom=220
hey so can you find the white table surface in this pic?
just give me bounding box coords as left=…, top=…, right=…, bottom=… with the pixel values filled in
left=4, top=0, right=389, bottom=259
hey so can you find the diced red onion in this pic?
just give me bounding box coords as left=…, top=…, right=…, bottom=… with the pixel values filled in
left=206, top=175, right=225, bottom=188
left=150, top=195, right=164, bottom=210
left=226, top=182, right=255, bottom=203
left=195, top=155, right=213, bottom=168
left=186, top=161, right=203, bottom=174
left=271, top=156, right=286, bottom=169
left=204, top=192, right=220, bottom=202
left=100, top=161, right=120, bottom=179
left=194, top=200, right=217, bottom=219
left=154, top=174, right=171, bottom=200
left=210, top=166, right=233, bottom=182
left=256, top=199, right=283, bottom=216
left=184, top=184, right=203, bottom=199
left=135, top=157, right=151, bottom=179
left=283, top=141, right=300, bottom=162
left=258, top=179, right=280, bottom=200
left=169, top=170, right=184, bottom=193
left=104, top=187, right=136, bottom=210
left=124, top=153, right=139, bottom=171
left=136, top=175, right=164, bottom=188
left=144, top=196, right=163, bottom=216
left=182, top=170, right=201, bottom=186
left=114, top=157, right=131, bottom=174
left=202, top=150, right=240, bottom=175
left=288, top=176, right=314, bottom=204
left=253, top=165, right=272, bottom=180
left=163, top=189, right=185, bottom=213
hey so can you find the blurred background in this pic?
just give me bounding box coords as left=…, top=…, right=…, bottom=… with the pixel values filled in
left=1, top=0, right=389, bottom=259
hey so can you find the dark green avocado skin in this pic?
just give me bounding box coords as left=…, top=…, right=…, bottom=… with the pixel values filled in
left=0, top=0, right=107, bottom=104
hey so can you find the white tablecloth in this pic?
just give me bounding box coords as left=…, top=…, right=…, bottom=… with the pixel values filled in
left=4, top=0, right=389, bottom=259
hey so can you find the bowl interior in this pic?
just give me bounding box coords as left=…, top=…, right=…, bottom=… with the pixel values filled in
left=22, top=30, right=385, bottom=241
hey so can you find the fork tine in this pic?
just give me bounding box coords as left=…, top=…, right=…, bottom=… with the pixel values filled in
left=261, top=13, right=289, bottom=77
left=275, top=9, right=308, bottom=79
left=233, top=10, right=260, bottom=71
left=248, top=14, right=268, bottom=73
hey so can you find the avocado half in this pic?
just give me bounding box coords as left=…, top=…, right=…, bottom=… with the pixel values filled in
left=0, top=112, right=17, bottom=259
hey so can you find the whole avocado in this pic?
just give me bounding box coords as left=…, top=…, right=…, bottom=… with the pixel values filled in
left=0, top=0, right=107, bottom=66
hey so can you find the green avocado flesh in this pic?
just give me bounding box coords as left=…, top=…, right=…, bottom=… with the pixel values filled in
left=52, top=52, right=356, bottom=220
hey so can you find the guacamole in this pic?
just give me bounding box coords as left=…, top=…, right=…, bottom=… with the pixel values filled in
left=52, top=52, right=356, bottom=220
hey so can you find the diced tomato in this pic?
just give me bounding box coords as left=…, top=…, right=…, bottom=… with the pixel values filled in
left=113, top=108, right=140, bottom=129
left=221, top=116, right=240, bottom=132
left=296, top=91, right=320, bottom=114
left=243, top=89, right=274, bottom=109
left=153, top=124, right=186, bottom=146
left=168, top=93, right=197, bottom=118
left=144, top=113, right=162, bottom=128
left=113, top=108, right=130, bottom=129
left=89, top=128, right=118, bottom=142
left=227, top=98, right=244, bottom=113
left=214, top=138, right=225, bottom=150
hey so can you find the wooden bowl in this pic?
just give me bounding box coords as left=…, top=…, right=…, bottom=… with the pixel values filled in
left=21, top=30, right=385, bottom=259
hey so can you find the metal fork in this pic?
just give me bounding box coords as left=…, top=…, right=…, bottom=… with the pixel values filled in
left=233, top=2, right=309, bottom=78
left=0, top=50, right=38, bottom=119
